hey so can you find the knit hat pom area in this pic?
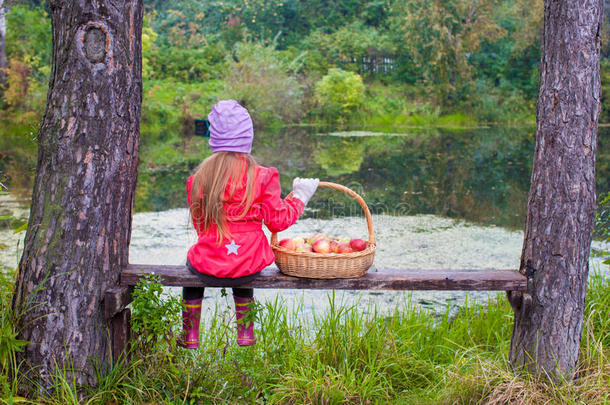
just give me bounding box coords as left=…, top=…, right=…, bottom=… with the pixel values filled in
left=208, top=100, right=254, bottom=154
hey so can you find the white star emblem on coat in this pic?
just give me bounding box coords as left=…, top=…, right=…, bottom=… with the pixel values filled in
left=225, top=240, right=241, bottom=255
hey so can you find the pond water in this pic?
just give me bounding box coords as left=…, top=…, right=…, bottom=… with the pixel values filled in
left=1, top=126, right=609, bottom=317
left=139, top=126, right=609, bottom=230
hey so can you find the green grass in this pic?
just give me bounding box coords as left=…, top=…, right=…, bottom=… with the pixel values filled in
left=2, top=269, right=609, bottom=404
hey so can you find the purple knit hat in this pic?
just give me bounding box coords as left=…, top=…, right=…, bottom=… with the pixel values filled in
left=208, top=100, right=253, bottom=154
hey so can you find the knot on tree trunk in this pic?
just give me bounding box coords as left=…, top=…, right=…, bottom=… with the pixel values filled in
left=76, top=22, right=113, bottom=72
left=84, top=27, right=106, bottom=63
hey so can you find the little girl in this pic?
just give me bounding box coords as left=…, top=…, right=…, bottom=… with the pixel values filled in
left=183, top=100, right=318, bottom=348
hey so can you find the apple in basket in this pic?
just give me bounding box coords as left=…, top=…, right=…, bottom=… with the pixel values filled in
left=293, top=237, right=305, bottom=245
left=312, top=239, right=331, bottom=253
left=308, top=233, right=328, bottom=245
left=296, top=242, right=313, bottom=252
left=337, top=242, right=353, bottom=254
left=279, top=238, right=296, bottom=251
left=329, top=239, right=339, bottom=253
left=349, top=238, right=367, bottom=252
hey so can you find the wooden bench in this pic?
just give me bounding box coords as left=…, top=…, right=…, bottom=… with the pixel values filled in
left=105, top=264, right=529, bottom=359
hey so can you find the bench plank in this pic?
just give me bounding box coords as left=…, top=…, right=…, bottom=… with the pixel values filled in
left=122, top=264, right=527, bottom=291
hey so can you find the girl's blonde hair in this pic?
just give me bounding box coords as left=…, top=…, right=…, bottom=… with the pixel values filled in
left=190, top=152, right=257, bottom=244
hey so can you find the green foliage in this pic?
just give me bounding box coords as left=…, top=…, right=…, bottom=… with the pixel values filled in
left=151, top=5, right=209, bottom=48
left=314, top=68, right=365, bottom=122
left=293, top=0, right=375, bottom=36
left=221, top=0, right=302, bottom=46
left=585, top=271, right=610, bottom=347
left=0, top=269, right=27, bottom=392
left=303, top=22, right=394, bottom=75
left=222, top=42, right=304, bottom=126
left=465, top=80, right=535, bottom=124
left=5, top=4, right=51, bottom=82
left=389, top=0, right=506, bottom=104
left=151, top=44, right=227, bottom=82
left=131, top=274, right=182, bottom=355
left=141, top=17, right=158, bottom=81
left=468, top=0, right=542, bottom=100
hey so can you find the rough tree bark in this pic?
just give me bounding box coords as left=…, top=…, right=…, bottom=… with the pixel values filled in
left=11, top=0, right=142, bottom=391
left=508, top=0, right=602, bottom=380
left=0, top=0, right=7, bottom=88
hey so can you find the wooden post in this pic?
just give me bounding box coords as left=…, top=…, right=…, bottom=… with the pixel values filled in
left=111, top=309, right=131, bottom=362
left=104, top=286, right=133, bottom=362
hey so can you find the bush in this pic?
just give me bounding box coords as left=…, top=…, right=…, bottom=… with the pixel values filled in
left=314, top=68, right=365, bottom=122
left=222, top=42, right=304, bottom=127
left=151, top=45, right=226, bottom=82
left=466, top=80, right=535, bottom=125
left=131, top=274, right=182, bottom=356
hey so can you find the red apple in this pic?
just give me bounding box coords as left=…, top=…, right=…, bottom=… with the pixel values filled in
left=279, top=238, right=296, bottom=251
left=312, top=239, right=331, bottom=253
left=349, top=238, right=367, bottom=252
left=329, top=240, right=339, bottom=253
left=337, top=243, right=353, bottom=253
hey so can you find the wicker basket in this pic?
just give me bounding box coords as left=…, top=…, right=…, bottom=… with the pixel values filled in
left=270, top=182, right=377, bottom=279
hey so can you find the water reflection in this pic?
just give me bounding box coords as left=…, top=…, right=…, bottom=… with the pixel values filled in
left=3, top=125, right=608, bottom=231
left=253, top=127, right=541, bottom=229
left=140, top=126, right=608, bottom=229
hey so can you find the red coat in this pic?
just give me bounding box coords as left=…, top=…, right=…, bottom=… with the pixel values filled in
left=186, top=164, right=304, bottom=278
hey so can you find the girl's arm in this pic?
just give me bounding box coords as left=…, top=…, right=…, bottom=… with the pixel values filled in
left=260, top=168, right=305, bottom=232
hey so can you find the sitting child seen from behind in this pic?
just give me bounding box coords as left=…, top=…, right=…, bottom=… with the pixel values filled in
left=182, top=100, right=318, bottom=348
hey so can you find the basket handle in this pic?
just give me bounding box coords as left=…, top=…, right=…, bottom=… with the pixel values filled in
left=270, top=181, right=376, bottom=246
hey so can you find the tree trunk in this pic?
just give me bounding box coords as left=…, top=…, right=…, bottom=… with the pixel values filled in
left=509, top=0, right=602, bottom=380
left=0, top=0, right=7, bottom=88
left=12, top=0, right=142, bottom=391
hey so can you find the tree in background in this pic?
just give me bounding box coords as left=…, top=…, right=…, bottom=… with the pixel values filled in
left=389, top=0, right=506, bottom=104
left=141, top=17, right=158, bottom=81
left=0, top=0, right=7, bottom=91
left=509, top=0, right=602, bottom=380
left=12, top=0, right=142, bottom=391
left=1, top=4, right=50, bottom=115
left=303, top=21, right=395, bottom=76
left=467, top=0, right=543, bottom=119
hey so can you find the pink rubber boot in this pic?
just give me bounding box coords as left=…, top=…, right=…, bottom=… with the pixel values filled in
left=180, top=298, right=202, bottom=349
left=234, top=295, right=256, bottom=346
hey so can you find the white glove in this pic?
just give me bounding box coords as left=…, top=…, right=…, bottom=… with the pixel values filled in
left=292, top=177, right=319, bottom=206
